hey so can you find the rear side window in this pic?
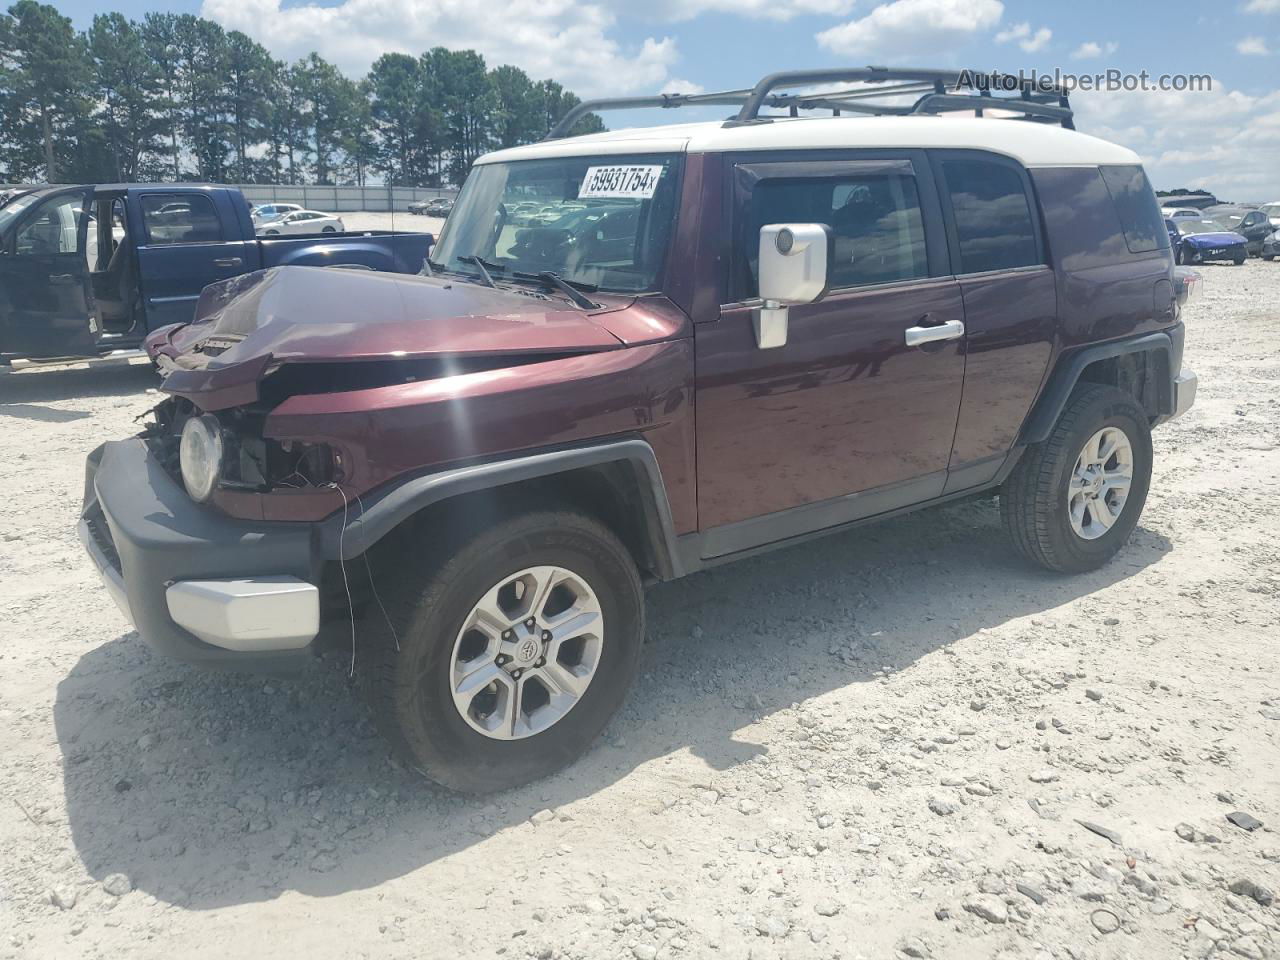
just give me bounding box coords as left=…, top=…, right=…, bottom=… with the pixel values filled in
left=140, top=194, right=222, bottom=245
left=1099, top=165, right=1169, bottom=253
left=743, top=171, right=928, bottom=293
left=938, top=157, right=1039, bottom=273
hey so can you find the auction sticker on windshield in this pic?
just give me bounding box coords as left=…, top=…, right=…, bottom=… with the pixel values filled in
left=579, top=165, right=664, bottom=200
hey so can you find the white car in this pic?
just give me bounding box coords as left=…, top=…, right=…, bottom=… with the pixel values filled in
left=251, top=203, right=303, bottom=224
left=256, top=210, right=345, bottom=236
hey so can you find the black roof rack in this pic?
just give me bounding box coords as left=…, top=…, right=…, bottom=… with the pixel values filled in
left=546, top=66, right=1073, bottom=140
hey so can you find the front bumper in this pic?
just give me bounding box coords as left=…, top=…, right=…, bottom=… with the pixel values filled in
left=79, top=439, right=322, bottom=671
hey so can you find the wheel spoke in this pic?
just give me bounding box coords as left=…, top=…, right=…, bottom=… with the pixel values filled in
left=536, top=659, right=593, bottom=698
left=547, top=609, right=601, bottom=647
left=1095, top=432, right=1118, bottom=467
left=531, top=567, right=568, bottom=618
left=1086, top=497, right=1116, bottom=531
left=455, top=660, right=506, bottom=698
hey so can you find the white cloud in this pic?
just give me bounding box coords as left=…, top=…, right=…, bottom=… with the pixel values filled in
left=1070, top=40, right=1118, bottom=59
left=994, top=22, right=1050, bottom=51
left=200, top=0, right=678, bottom=98
left=1073, top=83, right=1280, bottom=198
left=1244, top=0, right=1280, bottom=11
left=816, top=0, right=1004, bottom=57
left=1237, top=35, right=1271, bottom=54
left=659, top=78, right=705, bottom=95
left=629, top=0, right=857, bottom=20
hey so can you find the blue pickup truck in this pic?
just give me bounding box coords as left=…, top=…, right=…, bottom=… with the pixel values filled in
left=0, top=183, right=431, bottom=363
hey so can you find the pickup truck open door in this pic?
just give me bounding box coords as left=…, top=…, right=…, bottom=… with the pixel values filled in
left=0, top=186, right=96, bottom=361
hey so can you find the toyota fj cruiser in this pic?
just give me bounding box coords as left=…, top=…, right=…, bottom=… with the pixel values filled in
left=80, top=69, right=1198, bottom=792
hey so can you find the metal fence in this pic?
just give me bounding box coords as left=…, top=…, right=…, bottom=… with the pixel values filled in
left=2, top=182, right=458, bottom=213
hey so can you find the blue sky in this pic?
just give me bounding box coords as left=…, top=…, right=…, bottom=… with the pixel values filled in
left=53, top=0, right=1280, bottom=197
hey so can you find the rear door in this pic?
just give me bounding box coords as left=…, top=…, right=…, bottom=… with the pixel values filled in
left=693, top=152, right=967, bottom=557
left=133, top=190, right=260, bottom=330
left=0, top=187, right=95, bottom=359
left=929, top=151, right=1058, bottom=493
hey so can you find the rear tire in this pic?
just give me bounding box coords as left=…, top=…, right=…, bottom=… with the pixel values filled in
left=360, top=508, right=643, bottom=793
left=1001, top=384, right=1152, bottom=574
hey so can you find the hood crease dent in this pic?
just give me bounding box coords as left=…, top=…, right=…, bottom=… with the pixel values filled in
left=146, top=266, right=640, bottom=411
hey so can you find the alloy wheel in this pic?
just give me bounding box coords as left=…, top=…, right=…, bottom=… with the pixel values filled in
left=449, top=566, right=604, bottom=740
left=1067, top=426, right=1134, bottom=540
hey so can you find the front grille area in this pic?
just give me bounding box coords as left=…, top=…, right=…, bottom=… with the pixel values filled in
left=84, top=503, right=122, bottom=574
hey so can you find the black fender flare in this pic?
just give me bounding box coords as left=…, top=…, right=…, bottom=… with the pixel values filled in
left=318, top=438, right=685, bottom=580
left=1019, top=331, right=1174, bottom=446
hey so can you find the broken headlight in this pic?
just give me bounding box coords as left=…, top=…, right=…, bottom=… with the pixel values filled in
left=179, top=413, right=223, bottom=502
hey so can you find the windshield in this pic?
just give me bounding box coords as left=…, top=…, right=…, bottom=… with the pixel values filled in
left=431, top=153, right=681, bottom=294
left=1178, top=219, right=1233, bottom=236
left=0, top=192, right=41, bottom=237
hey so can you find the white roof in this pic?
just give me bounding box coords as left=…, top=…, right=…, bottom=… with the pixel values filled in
left=479, top=116, right=1140, bottom=169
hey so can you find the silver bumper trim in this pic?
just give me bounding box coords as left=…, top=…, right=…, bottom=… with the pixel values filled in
left=77, top=518, right=134, bottom=625
left=1172, top=368, right=1197, bottom=420
left=165, top=577, right=319, bottom=652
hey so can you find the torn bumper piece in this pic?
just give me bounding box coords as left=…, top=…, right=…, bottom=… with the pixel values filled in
left=79, top=439, right=321, bottom=671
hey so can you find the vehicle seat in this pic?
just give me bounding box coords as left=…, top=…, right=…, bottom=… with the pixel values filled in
left=91, top=236, right=135, bottom=330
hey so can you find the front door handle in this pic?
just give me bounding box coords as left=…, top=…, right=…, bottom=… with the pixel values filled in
left=212, top=257, right=242, bottom=268
left=904, top=318, right=965, bottom=347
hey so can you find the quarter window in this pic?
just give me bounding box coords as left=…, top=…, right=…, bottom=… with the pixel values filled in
left=938, top=158, right=1039, bottom=273
left=743, top=171, right=928, bottom=294
left=1099, top=164, right=1169, bottom=253
left=140, top=194, right=222, bottom=245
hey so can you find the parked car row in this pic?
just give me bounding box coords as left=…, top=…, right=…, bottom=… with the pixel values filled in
left=1161, top=198, right=1280, bottom=265
left=408, top=197, right=453, bottom=217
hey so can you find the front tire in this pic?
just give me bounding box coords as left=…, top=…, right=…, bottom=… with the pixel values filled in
left=361, top=508, right=643, bottom=793
left=1001, top=385, right=1153, bottom=573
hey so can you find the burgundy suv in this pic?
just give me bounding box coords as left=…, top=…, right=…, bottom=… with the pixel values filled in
left=80, top=70, right=1197, bottom=792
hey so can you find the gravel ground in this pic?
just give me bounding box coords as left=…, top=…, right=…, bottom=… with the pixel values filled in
left=1, top=259, right=1278, bottom=960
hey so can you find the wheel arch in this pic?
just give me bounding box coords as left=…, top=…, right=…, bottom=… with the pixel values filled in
left=1019, top=332, right=1175, bottom=446
left=320, top=439, right=685, bottom=582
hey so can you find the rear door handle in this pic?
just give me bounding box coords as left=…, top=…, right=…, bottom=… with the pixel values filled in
left=49, top=273, right=77, bottom=284
left=904, top=318, right=965, bottom=347
left=212, top=257, right=242, bottom=268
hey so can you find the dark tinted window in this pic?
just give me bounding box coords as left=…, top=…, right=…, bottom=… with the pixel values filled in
left=939, top=158, right=1039, bottom=273
left=743, top=171, right=928, bottom=294
left=1099, top=164, right=1168, bottom=253
left=140, top=194, right=222, bottom=245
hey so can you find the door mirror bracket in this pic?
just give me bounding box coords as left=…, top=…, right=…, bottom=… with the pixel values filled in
left=754, top=223, right=833, bottom=349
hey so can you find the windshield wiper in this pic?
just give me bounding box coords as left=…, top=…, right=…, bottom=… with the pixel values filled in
left=512, top=271, right=600, bottom=310
left=456, top=254, right=499, bottom=288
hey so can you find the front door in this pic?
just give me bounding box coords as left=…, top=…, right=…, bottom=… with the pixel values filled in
left=694, top=153, right=966, bottom=558
left=0, top=187, right=94, bottom=360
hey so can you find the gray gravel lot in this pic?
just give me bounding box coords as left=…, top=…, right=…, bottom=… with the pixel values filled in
left=0, top=259, right=1277, bottom=959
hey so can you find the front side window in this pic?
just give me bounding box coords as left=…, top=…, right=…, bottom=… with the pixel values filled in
left=1100, top=164, right=1169, bottom=253
left=12, top=193, right=81, bottom=256
left=741, top=170, right=929, bottom=295
left=432, top=153, right=681, bottom=294
left=939, top=157, right=1040, bottom=273
left=140, top=194, right=222, bottom=245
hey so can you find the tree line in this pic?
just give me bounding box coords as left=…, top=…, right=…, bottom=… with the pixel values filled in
left=0, top=1, right=604, bottom=187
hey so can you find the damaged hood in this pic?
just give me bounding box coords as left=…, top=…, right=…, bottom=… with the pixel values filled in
left=147, top=266, right=653, bottom=410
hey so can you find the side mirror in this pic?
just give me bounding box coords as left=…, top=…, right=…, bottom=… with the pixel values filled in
left=754, top=223, right=833, bottom=348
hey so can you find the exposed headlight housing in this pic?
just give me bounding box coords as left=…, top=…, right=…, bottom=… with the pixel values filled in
left=179, top=413, right=223, bottom=502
